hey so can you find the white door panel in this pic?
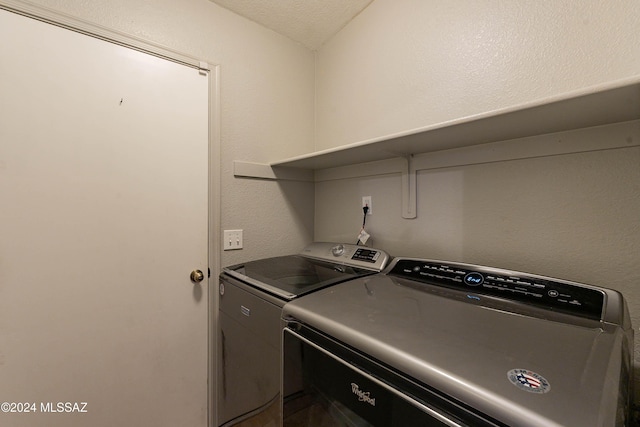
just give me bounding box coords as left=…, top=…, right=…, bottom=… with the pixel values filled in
left=0, top=9, right=208, bottom=427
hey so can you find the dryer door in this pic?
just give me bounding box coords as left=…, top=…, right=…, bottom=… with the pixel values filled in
left=282, top=326, right=501, bottom=427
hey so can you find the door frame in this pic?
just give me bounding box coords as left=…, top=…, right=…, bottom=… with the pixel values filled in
left=0, top=1, right=221, bottom=425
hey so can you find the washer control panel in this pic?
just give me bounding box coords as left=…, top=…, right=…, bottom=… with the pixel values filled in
left=351, top=247, right=381, bottom=263
left=389, top=258, right=605, bottom=320
left=301, top=242, right=390, bottom=271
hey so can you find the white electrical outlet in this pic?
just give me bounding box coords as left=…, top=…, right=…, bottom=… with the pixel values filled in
left=362, top=196, right=372, bottom=215
left=223, top=229, right=243, bottom=250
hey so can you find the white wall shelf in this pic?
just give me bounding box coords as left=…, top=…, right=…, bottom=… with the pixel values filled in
left=267, top=77, right=640, bottom=170
left=235, top=78, right=640, bottom=217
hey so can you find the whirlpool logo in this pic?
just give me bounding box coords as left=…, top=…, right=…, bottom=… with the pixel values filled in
left=351, top=383, right=376, bottom=406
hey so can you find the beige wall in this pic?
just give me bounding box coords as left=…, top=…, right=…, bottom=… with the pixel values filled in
left=21, top=0, right=316, bottom=267
left=315, top=0, right=640, bottom=150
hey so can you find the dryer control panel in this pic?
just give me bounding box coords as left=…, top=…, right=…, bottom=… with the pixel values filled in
left=389, top=258, right=605, bottom=321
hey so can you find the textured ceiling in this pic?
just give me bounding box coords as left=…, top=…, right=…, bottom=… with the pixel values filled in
left=209, top=0, right=373, bottom=50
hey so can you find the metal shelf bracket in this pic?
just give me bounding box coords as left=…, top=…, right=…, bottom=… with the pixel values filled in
left=401, top=155, right=417, bottom=219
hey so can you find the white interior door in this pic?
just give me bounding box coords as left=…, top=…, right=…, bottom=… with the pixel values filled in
left=0, top=9, right=209, bottom=427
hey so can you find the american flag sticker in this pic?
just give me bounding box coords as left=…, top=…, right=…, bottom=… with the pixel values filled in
left=507, top=369, right=551, bottom=394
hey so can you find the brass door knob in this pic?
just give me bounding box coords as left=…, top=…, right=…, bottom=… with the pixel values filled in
left=190, top=269, right=204, bottom=283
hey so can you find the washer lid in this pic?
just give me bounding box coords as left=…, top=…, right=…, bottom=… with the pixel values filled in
left=282, top=274, right=633, bottom=427
left=222, top=242, right=390, bottom=300
left=223, top=255, right=376, bottom=299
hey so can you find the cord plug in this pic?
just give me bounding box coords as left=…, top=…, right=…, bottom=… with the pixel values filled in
left=357, top=203, right=371, bottom=245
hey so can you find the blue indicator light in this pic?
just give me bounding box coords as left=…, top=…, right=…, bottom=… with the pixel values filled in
left=467, top=295, right=481, bottom=301
left=464, top=272, right=484, bottom=286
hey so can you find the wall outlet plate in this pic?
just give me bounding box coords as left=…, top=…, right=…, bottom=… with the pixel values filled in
left=362, top=196, right=372, bottom=215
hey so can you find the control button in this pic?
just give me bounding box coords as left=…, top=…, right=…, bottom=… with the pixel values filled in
left=331, top=244, right=345, bottom=256
left=548, top=290, right=559, bottom=298
left=464, top=272, right=484, bottom=286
